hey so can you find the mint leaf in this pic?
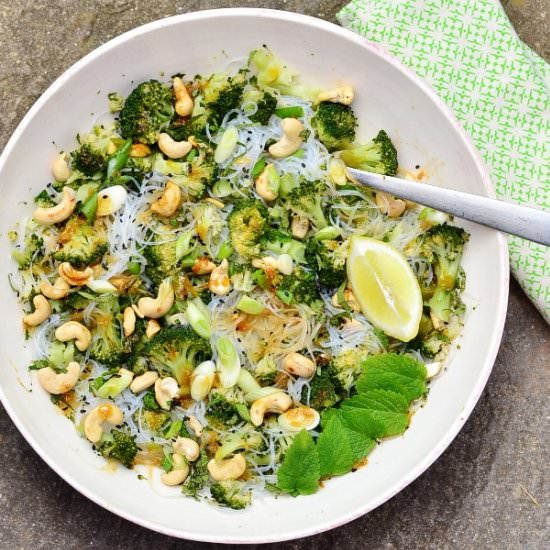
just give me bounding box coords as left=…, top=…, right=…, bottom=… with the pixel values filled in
left=343, top=388, right=409, bottom=413
left=357, top=353, right=427, bottom=401
left=322, top=409, right=375, bottom=464
left=277, top=430, right=320, bottom=496
left=337, top=404, right=409, bottom=439
left=317, top=414, right=355, bottom=477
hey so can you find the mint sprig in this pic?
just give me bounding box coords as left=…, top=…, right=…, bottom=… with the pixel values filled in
left=276, top=430, right=320, bottom=496
left=276, top=353, right=427, bottom=495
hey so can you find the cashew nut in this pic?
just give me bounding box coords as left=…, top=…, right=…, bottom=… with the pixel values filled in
left=40, top=277, right=70, bottom=300
left=58, top=262, right=94, bottom=286
left=282, top=352, right=316, bottom=379
left=173, top=437, right=200, bottom=462
left=123, top=306, right=136, bottom=337
left=84, top=402, right=124, bottom=443
left=55, top=321, right=92, bottom=351
left=96, top=185, right=128, bottom=217
left=145, top=319, right=161, bottom=338
left=37, top=361, right=80, bottom=394
left=207, top=453, right=246, bottom=481
left=130, top=371, right=158, bottom=393
left=268, top=118, right=304, bottom=158
left=255, top=164, right=278, bottom=201
left=155, top=376, right=179, bottom=410
left=137, top=279, right=174, bottom=319
left=276, top=254, right=293, bottom=276
left=151, top=180, right=182, bottom=217
left=250, top=392, right=293, bottom=426
left=331, top=288, right=360, bottom=312
left=129, top=143, right=151, bottom=158
left=376, top=192, right=406, bottom=218
left=252, top=255, right=292, bottom=275
left=23, top=295, right=51, bottom=327
left=192, top=257, right=216, bottom=275
left=158, top=133, right=192, bottom=159
left=317, top=85, right=355, bottom=105
left=161, top=453, right=190, bottom=486
left=187, top=415, right=203, bottom=437
left=342, top=318, right=363, bottom=331
left=208, top=259, right=231, bottom=296
left=291, top=215, right=309, bottom=239
left=52, top=152, right=70, bottom=182
left=278, top=406, right=320, bottom=432
left=33, top=186, right=76, bottom=225
left=173, top=77, right=193, bottom=117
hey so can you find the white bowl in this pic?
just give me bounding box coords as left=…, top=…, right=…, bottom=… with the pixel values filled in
left=0, top=8, right=508, bottom=543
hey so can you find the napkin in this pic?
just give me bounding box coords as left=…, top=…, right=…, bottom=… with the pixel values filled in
left=338, top=0, right=549, bottom=322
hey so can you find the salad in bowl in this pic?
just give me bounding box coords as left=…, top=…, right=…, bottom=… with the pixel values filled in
left=9, top=46, right=469, bottom=510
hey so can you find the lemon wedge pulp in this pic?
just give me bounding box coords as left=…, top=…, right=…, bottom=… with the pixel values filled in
left=347, top=236, right=422, bottom=342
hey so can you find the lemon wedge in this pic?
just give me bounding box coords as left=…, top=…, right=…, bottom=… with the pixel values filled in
left=347, top=235, right=422, bottom=342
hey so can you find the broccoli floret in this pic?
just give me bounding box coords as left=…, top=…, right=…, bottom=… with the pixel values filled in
left=248, top=91, right=278, bottom=125
left=259, top=229, right=306, bottom=263
left=182, top=450, right=209, bottom=498
left=228, top=199, right=269, bottom=259
left=304, top=238, right=347, bottom=288
left=201, top=71, right=247, bottom=123
left=205, top=389, right=246, bottom=429
left=304, top=366, right=343, bottom=411
left=215, top=424, right=263, bottom=460
left=276, top=267, right=322, bottom=310
left=210, top=480, right=252, bottom=510
left=410, top=330, right=450, bottom=358
left=29, top=341, right=75, bottom=373
left=312, top=102, right=357, bottom=151
left=331, top=347, right=370, bottom=391
left=34, top=189, right=56, bottom=208
left=420, top=224, right=469, bottom=292
left=143, top=227, right=186, bottom=285
left=182, top=152, right=218, bottom=197
left=88, top=294, right=133, bottom=366
left=140, top=410, right=170, bottom=432
left=12, top=234, right=44, bottom=269
left=286, top=180, right=328, bottom=231
left=119, top=80, right=174, bottom=144
left=97, top=429, right=138, bottom=468
left=54, top=216, right=108, bottom=268
left=339, top=129, right=398, bottom=176
left=249, top=47, right=318, bottom=102
left=418, top=207, right=452, bottom=230
left=230, top=265, right=256, bottom=292
left=412, top=224, right=468, bottom=323
left=71, top=144, right=106, bottom=176
left=254, top=356, right=279, bottom=386
left=145, top=325, right=212, bottom=391
left=192, top=202, right=224, bottom=244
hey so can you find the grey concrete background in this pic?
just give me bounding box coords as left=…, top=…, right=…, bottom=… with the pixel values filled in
left=0, top=1, right=548, bottom=548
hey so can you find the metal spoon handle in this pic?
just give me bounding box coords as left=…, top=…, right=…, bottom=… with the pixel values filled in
left=347, top=168, right=550, bottom=246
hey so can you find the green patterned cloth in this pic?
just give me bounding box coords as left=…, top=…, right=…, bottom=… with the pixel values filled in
left=338, top=0, right=550, bottom=322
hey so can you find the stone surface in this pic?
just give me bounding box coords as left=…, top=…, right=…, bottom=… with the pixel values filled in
left=0, top=2, right=548, bottom=548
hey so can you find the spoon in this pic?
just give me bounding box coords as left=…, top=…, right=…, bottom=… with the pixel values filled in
left=346, top=168, right=550, bottom=246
